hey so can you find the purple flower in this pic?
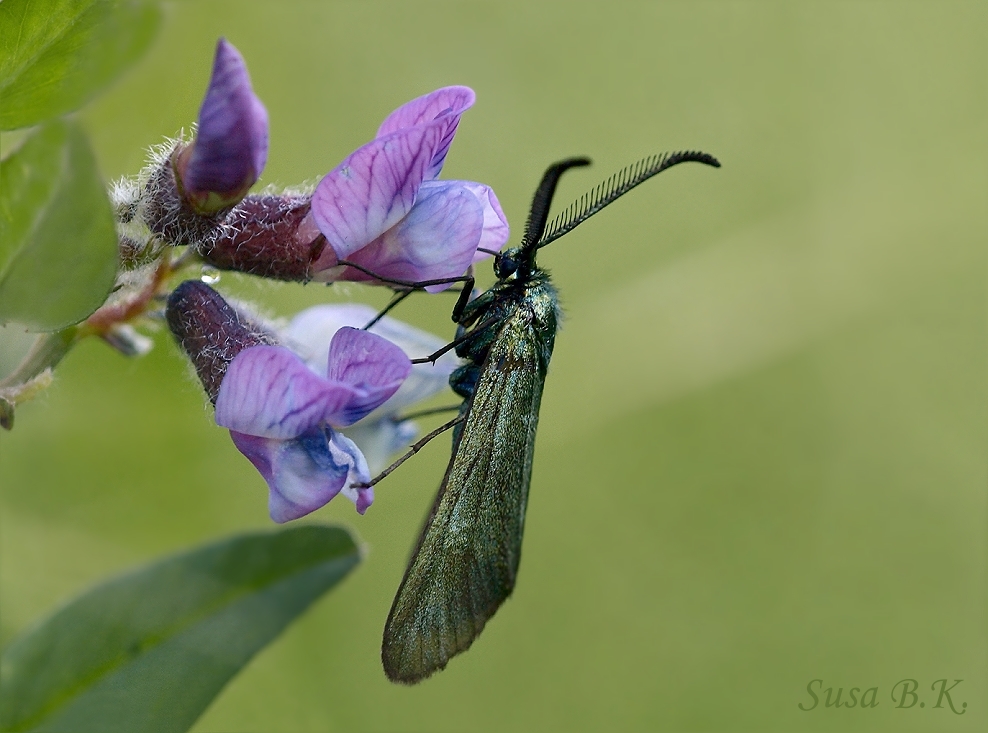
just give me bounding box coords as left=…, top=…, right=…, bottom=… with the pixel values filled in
left=281, top=303, right=460, bottom=472
left=165, top=281, right=426, bottom=521
left=194, top=86, right=508, bottom=285
left=173, top=38, right=269, bottom=214
left=306, top=86, right=509, bottom=291
left=215, top=328, right=411, bottom=521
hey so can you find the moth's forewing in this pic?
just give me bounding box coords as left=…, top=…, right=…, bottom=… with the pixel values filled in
left=382, top=293, right=554, bottom=684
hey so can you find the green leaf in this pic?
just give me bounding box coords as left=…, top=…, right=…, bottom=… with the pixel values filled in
left=0, top=524, right=361, bottom=733
left=0, top=120, right=118, bottom=331
left=0, top=0, right=161, bottom=130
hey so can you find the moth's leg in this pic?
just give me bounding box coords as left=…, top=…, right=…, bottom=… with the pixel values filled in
left=456, top=286, right=500, bottom=330
left=363, top=266, right=474, bottom=330
left=337, top=260, right=474, bottom=291
left=410, top=316, right=499, bottom=365
left=450, top=270, right=477, bottom=323
left=352, top=414, right=465, bottom=489
left=362, top=290, right=413, bottom=330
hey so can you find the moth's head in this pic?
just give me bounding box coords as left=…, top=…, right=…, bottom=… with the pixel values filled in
left=494, top=247, right=522, bottom=279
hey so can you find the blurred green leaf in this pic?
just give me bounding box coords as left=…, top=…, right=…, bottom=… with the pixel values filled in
left=0, top=0, right=161, bottom=130
left=0, top=119, right=118, bottom=331
left=0, top=524, right=361, bottom=733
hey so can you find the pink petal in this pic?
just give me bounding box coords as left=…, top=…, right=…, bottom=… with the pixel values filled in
left=311, top=123, right=445, bottom=259
left=282, top=304, right=459, bottom=425
left=375, top=86, right=476, bottom=180
left=342, top=180, right=485, bottom=292
left=324, top=327, right=411, bottom=425
left=458, top=181, right=510, bottom=261
left=215, top=345, right=361, bottom=439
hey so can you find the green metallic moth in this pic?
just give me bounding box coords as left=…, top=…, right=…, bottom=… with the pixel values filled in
left=363, top=151, right=720, bottom=683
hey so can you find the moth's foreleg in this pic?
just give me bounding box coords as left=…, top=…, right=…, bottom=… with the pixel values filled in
left=336, top=259, right=475, bottom=291
left=363, top=289, right=415, bottom=330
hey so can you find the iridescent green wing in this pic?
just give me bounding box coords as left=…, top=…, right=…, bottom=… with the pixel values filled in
left=382, top=314, right=548, bottom=684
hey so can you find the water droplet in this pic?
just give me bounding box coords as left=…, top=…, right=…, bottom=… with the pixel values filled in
left=201, top=266, right=221, bottom=285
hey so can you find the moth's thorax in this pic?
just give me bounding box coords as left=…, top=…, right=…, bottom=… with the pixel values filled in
left=494, top=267, right=559, bottom=333
left=497, top=267, right=559, bottom=370
left=452, top=267, right=559, bottom=381
left=520, top=270, right=560, bottom=336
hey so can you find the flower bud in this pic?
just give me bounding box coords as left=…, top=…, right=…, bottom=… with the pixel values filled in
left=198, top=194, right=326, bottom=280
left=174, top=38, right=269, bottom=215
left=165, top=280, right=273, bottom=402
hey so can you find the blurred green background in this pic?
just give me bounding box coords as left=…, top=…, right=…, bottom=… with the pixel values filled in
left=1, top=1, right=985, bottom=731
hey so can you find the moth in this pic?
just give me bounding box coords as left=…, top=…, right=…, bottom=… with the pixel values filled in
left=364, top=151, right=719, bottom=683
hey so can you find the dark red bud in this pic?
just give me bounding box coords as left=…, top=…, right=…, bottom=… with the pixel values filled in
left=143, top=152, right=227, bottom=246
left=198, top=195, right=327, bottom=281
left=166, top=280, right=274, bottom=403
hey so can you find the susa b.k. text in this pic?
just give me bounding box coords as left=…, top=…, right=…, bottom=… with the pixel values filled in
left=799, top=679, right=966, bottom=714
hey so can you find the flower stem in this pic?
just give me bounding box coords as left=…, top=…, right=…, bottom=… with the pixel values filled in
left=0, top=327, right=79, bottom=429
left=0, top=327, right=78, bottom=392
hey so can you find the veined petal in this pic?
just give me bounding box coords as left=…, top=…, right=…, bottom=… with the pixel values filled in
left=343, top=180, right=484, bottom=292
left=458, top=181, right=510, bottom=261
left=216, top=345, right=362, bottom=439
left=324, top=327, right=411, bottom=426
left=230, top=426, right=368, bottom=522
left=375, top=86, right=476, bottom=180
left=311, top=122, right=445, bottom=259
left=182, top=39, right=269, bottom=206
left=375, top=86, right=476, bottom=138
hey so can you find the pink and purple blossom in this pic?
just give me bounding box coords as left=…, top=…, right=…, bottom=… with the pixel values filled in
left=197, top=87, right=508, bottom=287
left=309, top=86, right=509, bottom=290
left=166, top=281, right=460, bottom=522
left=281, top=303, right=461, bottom=472
left=215, top=328, right=410, bottom=521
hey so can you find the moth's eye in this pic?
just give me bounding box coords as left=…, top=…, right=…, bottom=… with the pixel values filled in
left=495, top=255, right=518, bottom=278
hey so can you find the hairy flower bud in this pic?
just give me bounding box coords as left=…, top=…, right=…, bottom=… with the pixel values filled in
left=197, top=87, right=508, bottom=288
left=140, top=40, right=268, bottom=249
left=198, top=194, right=326, bottom=280
left=165, top=280, right=273, bottom=402
left=174, top=39, right=268, bottom=214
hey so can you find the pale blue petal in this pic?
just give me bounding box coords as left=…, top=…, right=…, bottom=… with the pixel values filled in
left=342, top=418, right=418, bottom=475
left=331, top=430, right=374, bottom=514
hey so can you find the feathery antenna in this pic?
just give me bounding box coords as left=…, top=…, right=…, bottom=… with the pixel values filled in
left=520, top=157, right=591, bottom=252
left=536, top=151, right=720, bottom=249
